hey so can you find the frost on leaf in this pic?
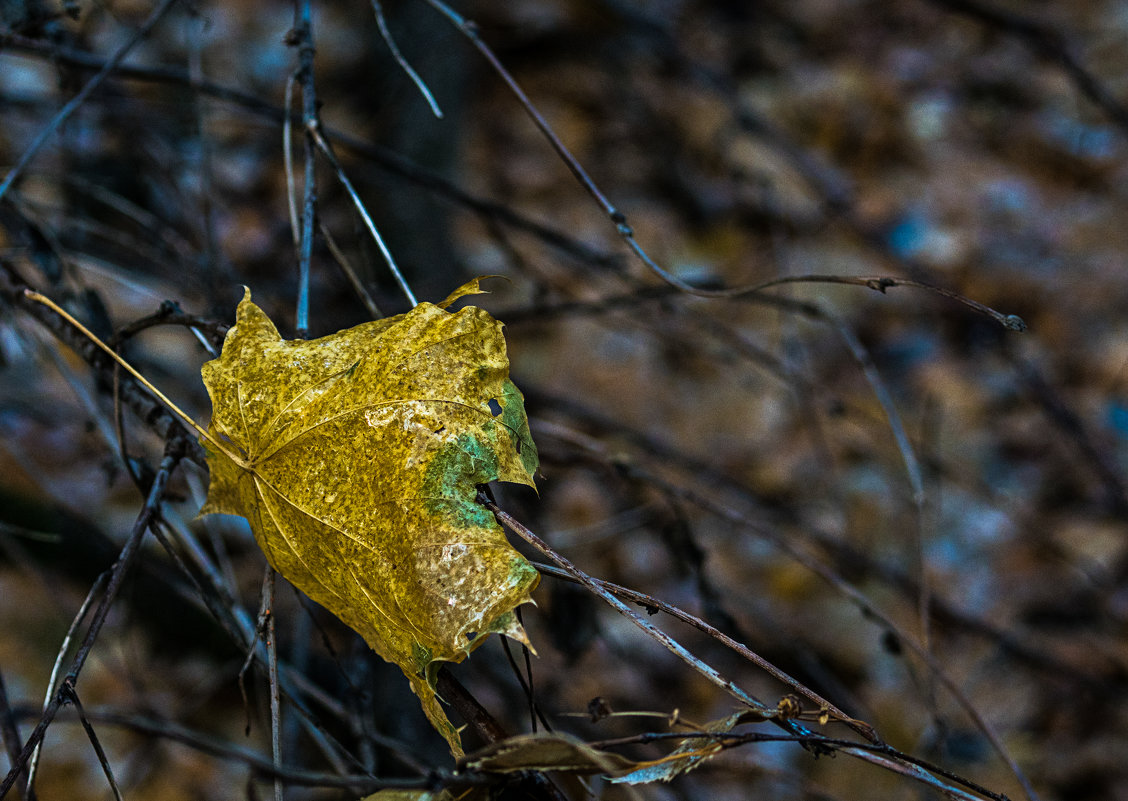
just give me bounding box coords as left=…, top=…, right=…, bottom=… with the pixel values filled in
left=199, top=280, right=539, bottom=756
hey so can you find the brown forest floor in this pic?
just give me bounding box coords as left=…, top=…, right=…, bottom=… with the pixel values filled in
left=2, top=1, right=1128, bottom=800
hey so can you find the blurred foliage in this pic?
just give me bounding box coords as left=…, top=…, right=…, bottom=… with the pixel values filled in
left=1, top=0, right=1127, bottom=799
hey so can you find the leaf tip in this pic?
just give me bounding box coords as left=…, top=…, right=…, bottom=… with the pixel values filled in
left=436, top=275, right=509, bottom=310
left=231, top=285, right=254, bottom=316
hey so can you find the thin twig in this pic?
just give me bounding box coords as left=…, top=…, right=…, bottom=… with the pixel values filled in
left=498, top=629, right=551, bottom=735
left=282, top=600, right=312, bottom=763
left=617, top=456, right=1039, bottom=801
left=26, top=571, right=109, bottom=794
left=238, top=579, right=269, bottom=737
left=829, top=313, right=935, bottom=693
left=599, top=3, right=940, bottom=284
left=421, top=1, right=615, bottom=213
left=535, top=408, right=1036, bottom=798
left=291, top=0, right=318, bottom=338
left=1013, top=355, right=1128, bottom=513
left=434, top=668, right=569, bottom=801
left=530, top=560, right=877, bottom=743
left=745, top=274, right=1026, bottom=330
left=287, top=39, right=314, bottom=793
left=19, top=288, right=243, bottom=467
left=13, top=707, right=474, bottom=793
left=306, top=124, right=417, bottom=306
left=0, top=439, right=184, bottom=799
left=111, top=300, right=225, bottom=354
left=63, top=685, right=123, bottom=801
left=590, top=730, right=1009, bottom=801
left=155, top=516, right=369, bottom=776
left=2, top=261, right=205, bottom=469
left=925, top=0, right=1128, bottom=136
left=112, top=350, right=147, bottom=494
left=505, top=275, right=1024, bottom=331
left=319, top=222, right=385, bottom=319
left=478, top=494, right=782, bottom=719
left=262, top=568, right=283, bottom=801
left=370, top=0, right=443, bottom=118
left=529, top=385, right=1117, bottom=690
left=0, top=672, right=26, bottom=801
left=0, top=0, right=184, bottom=202
left=284, top=72, right=302, bottom=252
left=420, top=1, right=947, bottom=303
left=484, top=497, right=1007, bottom=801
left=159, top=518, right=392, bottom=776
left=50, top=174, right=198, bottom=274
left=187, top=6, right=220, bottom=302
left=421, top=0, right=669, bottom=282
left=0, top=36, right=621, bottom=274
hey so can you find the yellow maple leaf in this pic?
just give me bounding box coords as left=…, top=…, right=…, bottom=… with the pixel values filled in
left=199, top=280, right=540, bottom=756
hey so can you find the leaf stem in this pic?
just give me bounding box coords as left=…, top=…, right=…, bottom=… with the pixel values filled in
left=21, top=289, right=248, bottom=469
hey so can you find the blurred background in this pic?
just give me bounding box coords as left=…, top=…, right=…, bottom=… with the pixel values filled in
left=1, top=0, right=1127, bottom=799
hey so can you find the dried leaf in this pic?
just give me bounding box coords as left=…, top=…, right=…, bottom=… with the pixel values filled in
left=460, top=723, right=750, bottom=784
left=610, top=710, right=751, bottom=784
left=461, top=733, right=639, bottom=777
left=200, top=281, right=540, bottom=755
left=359, top=792, right=462, bottom=801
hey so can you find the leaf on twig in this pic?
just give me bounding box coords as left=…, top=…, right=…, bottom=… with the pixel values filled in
left=200, top=279, right=539, bottom=755
left=461, top=733, right=638, bottom=777
left=609, top=710, right=749, bottom=784
left=359, top=792, right=462, bottom=801
left=462, top=714, right=753, bottom=784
